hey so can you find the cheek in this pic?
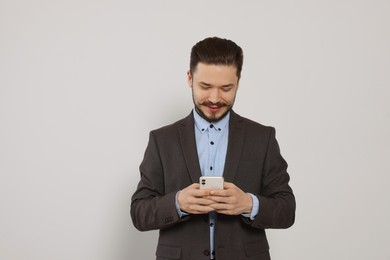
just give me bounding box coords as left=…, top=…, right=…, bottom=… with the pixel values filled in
left=192, top=90, right=206, bottom=103
left=221, top=92, right=235, bottom=103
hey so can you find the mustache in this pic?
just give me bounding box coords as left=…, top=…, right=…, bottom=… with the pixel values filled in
left=201, top=101, right=228, bottom=107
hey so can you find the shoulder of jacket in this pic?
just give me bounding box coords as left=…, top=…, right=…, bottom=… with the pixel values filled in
left=232, top=111, right=274, bottom=132
left=150, top=113, right=192, bottom=136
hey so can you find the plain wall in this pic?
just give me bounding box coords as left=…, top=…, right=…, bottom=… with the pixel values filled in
left=1, top=0, right=389, bottom=259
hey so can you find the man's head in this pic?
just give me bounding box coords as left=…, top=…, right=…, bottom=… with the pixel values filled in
left=188, top=37, right=243, bottom=122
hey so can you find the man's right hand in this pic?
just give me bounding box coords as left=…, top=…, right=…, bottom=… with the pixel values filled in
left=177, top=183, right=215, bottom=214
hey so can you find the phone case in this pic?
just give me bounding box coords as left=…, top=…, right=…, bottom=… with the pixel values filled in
left=199, top=176, right=224, bottom=189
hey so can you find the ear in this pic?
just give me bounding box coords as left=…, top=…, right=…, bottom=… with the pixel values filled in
left=187, top=70, right=193, bottom=88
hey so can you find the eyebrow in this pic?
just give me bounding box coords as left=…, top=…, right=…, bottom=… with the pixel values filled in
left=199, top=82, right=212, bottom=86
left=199, top=82, right=235, bottom=88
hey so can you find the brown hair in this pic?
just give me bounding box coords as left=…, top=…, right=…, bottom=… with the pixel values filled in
left=190, top=37, right=244, bottom=78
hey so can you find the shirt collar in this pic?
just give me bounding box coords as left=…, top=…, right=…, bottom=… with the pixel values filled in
left=193, top=109, right=230, bottom=134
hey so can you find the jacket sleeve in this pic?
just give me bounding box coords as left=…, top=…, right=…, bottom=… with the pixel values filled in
left=130, top=131, right=185, bottom=231
left=245, top=127, right=296, bottom=229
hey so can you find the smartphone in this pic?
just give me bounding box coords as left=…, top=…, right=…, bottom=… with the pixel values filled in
left=199, top=176, right=224, bottom=189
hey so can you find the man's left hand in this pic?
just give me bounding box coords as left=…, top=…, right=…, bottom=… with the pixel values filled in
left=206, top=182, right=253, bottom=215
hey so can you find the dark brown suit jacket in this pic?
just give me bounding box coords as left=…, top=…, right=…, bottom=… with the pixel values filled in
left=131, top=111, right=295, bottom=260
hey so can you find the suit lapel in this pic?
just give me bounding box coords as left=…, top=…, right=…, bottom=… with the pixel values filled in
left=179, top=112, right=202, bottom=184
left=223, top=111, right=245, bottom=182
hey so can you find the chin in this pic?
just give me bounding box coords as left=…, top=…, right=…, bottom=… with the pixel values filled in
left=206, top=110, right=229, bottom=122
left=195, top=105, right=231, bottom=122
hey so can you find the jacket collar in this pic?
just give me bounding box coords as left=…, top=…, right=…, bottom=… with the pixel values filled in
left=223, top=110, right=245, bottom=182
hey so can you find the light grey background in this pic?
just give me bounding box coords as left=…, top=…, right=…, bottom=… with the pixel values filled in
left=1, top=0, right=389, bottom=259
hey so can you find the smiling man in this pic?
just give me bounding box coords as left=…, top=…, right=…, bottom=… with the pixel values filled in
left=190, top=63, right=238, bottom=122
left=131, top=37, right=296, bottom=260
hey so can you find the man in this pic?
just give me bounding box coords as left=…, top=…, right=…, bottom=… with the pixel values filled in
left=131, top=37, right=295, bottom=260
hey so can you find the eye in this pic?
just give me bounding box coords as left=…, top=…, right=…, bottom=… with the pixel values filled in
left=199, top=84, right=211, bottom=90
left=221, top=86, right=234, bottom=92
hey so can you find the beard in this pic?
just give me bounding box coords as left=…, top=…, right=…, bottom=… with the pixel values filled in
left=192, top=93, right=235, bottom=122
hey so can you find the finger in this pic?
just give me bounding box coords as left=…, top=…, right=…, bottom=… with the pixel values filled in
left=215, top=209, right=236, bottom=215
left=209, top=202, right=233, bottom=211
left=192, top=189, right=211, bottom=197
left=190, top=183, right=200, bottom=189
left=194, top=197, right=215, bottom=205
left=187, top=205, right=215, bottom=214
left=223, top=182, right=235, bottom=189
left=209, top=189, right=231, bottom=196
left=206, top=195, right=230, bottom=204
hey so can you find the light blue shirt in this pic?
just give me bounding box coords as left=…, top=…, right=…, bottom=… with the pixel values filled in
left=194, top=109, right=230, bottom=178
left=176, top=109, right=259, bottom=259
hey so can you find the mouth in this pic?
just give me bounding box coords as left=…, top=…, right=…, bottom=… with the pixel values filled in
left=207, top=105, right=222, bottom=112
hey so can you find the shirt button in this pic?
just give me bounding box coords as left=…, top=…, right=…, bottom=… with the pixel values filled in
left=210, top=141, right=214, bottom=145
left=203, top=250, right=210, bottom=256
left=210, top=222, right=214, bottom=227
left=210, top=124, right=214, bottom=128
left=210, top=166, right=213, bottom=170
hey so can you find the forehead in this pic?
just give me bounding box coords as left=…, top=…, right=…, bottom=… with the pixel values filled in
left=192, top=63, right=238, bottom=85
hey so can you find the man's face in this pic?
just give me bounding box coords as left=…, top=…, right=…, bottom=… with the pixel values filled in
left=188, top=63, right=239, bottom=122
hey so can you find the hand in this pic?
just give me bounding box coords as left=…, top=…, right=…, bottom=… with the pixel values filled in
left=207, top=182, right=253, bottom=215
left=177, top=183, right=215, bottom=214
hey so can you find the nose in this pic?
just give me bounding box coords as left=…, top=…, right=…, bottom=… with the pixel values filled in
left=208, top=88, right=220, bottom=104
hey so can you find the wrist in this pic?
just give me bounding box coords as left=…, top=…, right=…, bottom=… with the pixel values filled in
left=243, top=193, right=253, bottom=214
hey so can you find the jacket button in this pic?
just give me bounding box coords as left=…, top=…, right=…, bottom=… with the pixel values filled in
left=203, top=250, right=210, bottom=256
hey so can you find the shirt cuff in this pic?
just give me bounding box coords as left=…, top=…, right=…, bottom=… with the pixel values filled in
left=175, top=191, right=189, bottom=218
left=241, top=193, right=259, bottom=220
